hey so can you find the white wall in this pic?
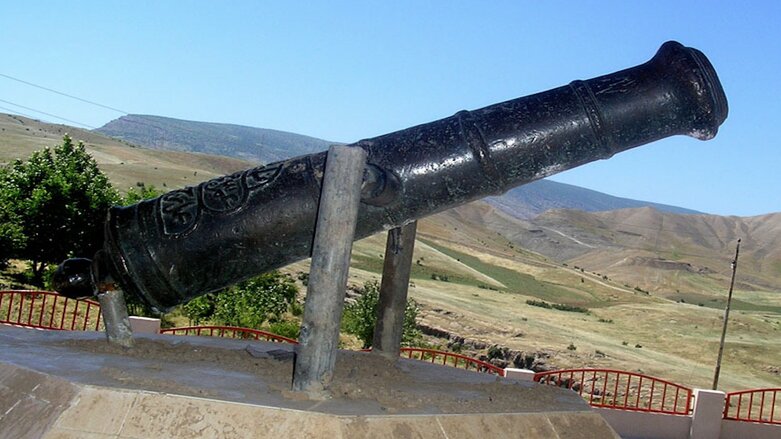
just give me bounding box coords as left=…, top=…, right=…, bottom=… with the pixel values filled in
left=721, top=419, right=781, bottom=439
left=595, top=408, right=691, bottom=439
left=503, top=369, right=781, bottom=439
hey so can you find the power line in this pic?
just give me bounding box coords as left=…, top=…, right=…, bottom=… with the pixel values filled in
left=0, top=98, right=95, bottom=129
left=0, top=72, right=177, bottom=142
left=0, top=72, right=128, bottom=114
left=0, top=104, right=39, bottom=121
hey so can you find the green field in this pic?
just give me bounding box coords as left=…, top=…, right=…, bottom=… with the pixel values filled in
left=339, top=226, right=781, bottom=393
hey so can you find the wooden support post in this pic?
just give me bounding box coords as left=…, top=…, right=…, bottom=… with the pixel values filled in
left=712, top=239, right=741, bottom=390
left=96, top=289, right=134, bottom=348
left=372, top=221, right=417, bottom=359
left=292, top=145, right=367, bottom=397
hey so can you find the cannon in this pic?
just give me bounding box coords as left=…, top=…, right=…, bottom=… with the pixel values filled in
left=55, top=41, right=727, bottom=312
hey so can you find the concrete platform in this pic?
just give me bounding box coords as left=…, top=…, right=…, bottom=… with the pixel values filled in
left=0, top=325, right=618, bottom=438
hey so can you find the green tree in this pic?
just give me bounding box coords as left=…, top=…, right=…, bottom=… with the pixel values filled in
left=0, top=136, right=119, bottom=284
left=183, top=271, right=298, bottom=328
left=0, top=167, right=26, bottom=268
left=0, top=218, right=25, bottom=269
left=181, top=294, right=216, bottom=325
left=341, top=280, right=421, bottom=349
left=122, top=182, right=163, bottom=205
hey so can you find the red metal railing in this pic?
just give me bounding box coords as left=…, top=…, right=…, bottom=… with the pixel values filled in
left=724, top=388, right=781, bottom=425
left=0, top=290, right=102, bottom=331
left=8, top=298, right=780, bottom=424
left=160, top=325, right=299, bottom=344
left=163, top=325, right=503, bottom=376
left=534, top=368, right=692, bottom=415
left=397, top=347, right=506, bottom=377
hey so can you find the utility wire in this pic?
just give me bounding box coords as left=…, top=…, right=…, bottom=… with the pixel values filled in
left=0, top=98, right=95, bottom=129
left=0, top=104, right=39, bottom=121
left=0, top=72, right=128, bottom=114
left=0, top=72, right=179, bottom=145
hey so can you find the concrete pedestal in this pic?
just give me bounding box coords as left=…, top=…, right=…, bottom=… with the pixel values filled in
left=0, top=325, right=618, bottom=438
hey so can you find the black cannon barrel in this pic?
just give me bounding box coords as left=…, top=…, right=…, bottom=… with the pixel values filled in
left=82, top=41, right=727, bottom=312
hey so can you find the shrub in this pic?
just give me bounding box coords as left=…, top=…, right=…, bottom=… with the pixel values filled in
left=180, top=271, right=298, bottom=328
left=526, top=299, right=589, bottom=313
left=267, top=320, right=300, bottom=340
left=341, top=281, right=420, bottom=349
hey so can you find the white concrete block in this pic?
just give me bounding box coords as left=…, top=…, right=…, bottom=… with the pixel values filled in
left=128, top=316, right=161, bottom=334
left=691, top=389, right=725, bottom=439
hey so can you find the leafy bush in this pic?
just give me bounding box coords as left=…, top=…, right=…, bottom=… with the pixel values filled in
left=296, top=271, right=309, bottom=286
left=525, top=299, right=589, bottom=314
left=213, top=272, right=298, bottom=328
left=182, top=294, right=216, bottom=324
left=122, top=182, right=163, bottom=204
left=526, top=299, right=552, bottom=309
left=487, top=344, right=507, bottom=359
left=341, top=280, right=420, bottom=349
left=180, top=271, right=298, bottom=329
left=267, top=320, right=300, bottom=340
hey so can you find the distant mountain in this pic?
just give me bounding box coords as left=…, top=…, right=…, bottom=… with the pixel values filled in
left=96, top=114, right=336, bottom=164
left=96, top=114, right=699, bottom=218
left=488, top=179, right=701, bottom=219
left=0, top=113, right=254, bottom=192
left=453, top=201, right=781, bottom=292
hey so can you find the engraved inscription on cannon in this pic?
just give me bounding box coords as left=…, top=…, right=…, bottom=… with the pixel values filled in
left=160, top=187, right=199, bottom=236
left=201, top=172, right=245, bottom=213
left=245, top=163, right=282, bottom=190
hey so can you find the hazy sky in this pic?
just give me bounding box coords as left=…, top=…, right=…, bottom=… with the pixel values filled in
left=1, top=1, right=779, bottom=216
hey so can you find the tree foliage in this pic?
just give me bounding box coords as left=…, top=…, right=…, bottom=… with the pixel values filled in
left=0, top=167, right=26, bottom=268
left=122, top=182, right=164, bottom=205
left=0, top=136, right=119, bottom=284
left=181, top=271, right=298, bottom=328
left=181, top=293, right=216, bottom=325
left=341, top=280, right=421, bottom=349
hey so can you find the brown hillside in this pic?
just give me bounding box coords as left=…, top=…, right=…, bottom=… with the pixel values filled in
left=480, top=205, right=781, bottom=293
left=0, top=113, right=254, bottom=192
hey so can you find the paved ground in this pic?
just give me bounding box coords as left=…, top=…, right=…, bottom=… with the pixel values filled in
left=0, top=325, right=619, bottom=438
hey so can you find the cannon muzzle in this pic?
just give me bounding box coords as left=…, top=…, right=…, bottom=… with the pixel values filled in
left=55, top=41, right=727, bottom=312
